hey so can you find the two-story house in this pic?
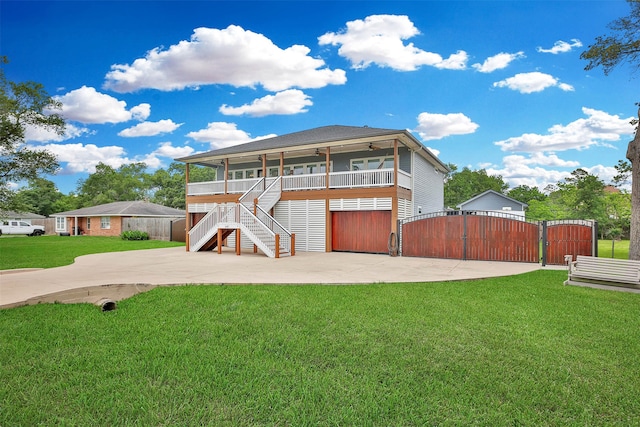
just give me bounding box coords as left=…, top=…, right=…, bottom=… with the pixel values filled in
left=177, top=125, right=449, bottom=257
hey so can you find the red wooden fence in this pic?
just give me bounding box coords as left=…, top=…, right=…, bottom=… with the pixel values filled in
left=400, top=211, right=596, bottom=265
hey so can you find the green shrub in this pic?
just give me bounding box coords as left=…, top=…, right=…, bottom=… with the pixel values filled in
left=120, top=230, right=149, bottom=241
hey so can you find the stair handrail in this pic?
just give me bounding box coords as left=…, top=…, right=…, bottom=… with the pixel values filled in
left=255, top=204, right=293, bottom=255
left=238, top=177, right=265, bottom=209
left=188, top=203, right=221, bottom=251
left=237, top=203, right=277, bottom=257
left=257, top=176, right=282, bottom=212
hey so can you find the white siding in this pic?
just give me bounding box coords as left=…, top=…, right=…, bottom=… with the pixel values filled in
left=397, top=198, right=413, bottom=221
left=329, top=197, right=392, bottom=211
left=412, top=153, right=444, bottom=214
left=188, top=203, right=217, bottom=213
left=274, top=200, right=326, bottom=252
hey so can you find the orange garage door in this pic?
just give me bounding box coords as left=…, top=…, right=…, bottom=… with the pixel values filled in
left=332, top=211, right=391, bottom=254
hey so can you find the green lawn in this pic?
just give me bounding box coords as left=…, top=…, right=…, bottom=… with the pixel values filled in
left=1, top=270, right=638, bottom=426
left=598, top=239, right=630, bottom=259
left=0, top=235, right=183, bottom=270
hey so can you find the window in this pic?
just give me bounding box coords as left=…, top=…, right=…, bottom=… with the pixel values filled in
left=101, top=217, right=111, bottom=229
left=351, top=157, right=394, bottom=171
left=86, top=218, right=91, bottom=230
left=55, top=217, right=66, bottom=231
left=227, top=161, right=333, bottom=179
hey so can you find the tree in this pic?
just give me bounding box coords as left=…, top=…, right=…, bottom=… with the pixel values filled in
left=612, top=159, right=632, bottom=188
left=444, top=165, right=508, bottom=208
left=76, top=162, right=151, bottom=207
left=0, top=57, right=64, bottom=210
left=149, top=162, right=216, bottom=209
left=580, top=0, right=640, bottom=76
left=507, top=185, right=547, bottom=205
left=560, top=168, right=606, bottom=220
left=10, top=178, right=64, bottom=216
left=582, top=1, right=640, bottom=259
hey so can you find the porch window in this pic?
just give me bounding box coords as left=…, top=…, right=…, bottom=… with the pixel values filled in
left=55, top=217, right=66, bottom=231
left=101, top=217, right=111, bottom=229
left=293, top=165, right=304, bottom=175
left=86, top=218, right=91, bottom=230
left=245, top=170, right=255, bottom=179
left=269, top=167, right=279, bottom=177
left=234, top=170, right=243, bottom=180
left=351, top=157, right=394, bottom=171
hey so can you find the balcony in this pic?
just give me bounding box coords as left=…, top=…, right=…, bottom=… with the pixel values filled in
left=187, top=168, right=412, bottom=196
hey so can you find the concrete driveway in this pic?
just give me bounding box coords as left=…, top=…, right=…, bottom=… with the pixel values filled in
left=0, top=247, right=547, bottom=309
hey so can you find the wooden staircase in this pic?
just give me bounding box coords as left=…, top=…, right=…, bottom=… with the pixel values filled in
left=188, top=177, right=294, bottom=258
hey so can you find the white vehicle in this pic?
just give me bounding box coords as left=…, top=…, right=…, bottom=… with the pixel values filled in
left=0, top=220, right=45, bottom=236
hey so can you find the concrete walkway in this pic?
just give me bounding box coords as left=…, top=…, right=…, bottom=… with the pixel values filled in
left=1, top=247, right=552, bottom=309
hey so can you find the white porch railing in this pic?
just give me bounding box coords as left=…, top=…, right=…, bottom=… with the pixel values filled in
left=282, top=173, right=326, bottom=191
left=329, top=169, right=394, bottom=189
left=398, top=170, right=411, bottom=190
left=187, top=168, right=411, bottom=196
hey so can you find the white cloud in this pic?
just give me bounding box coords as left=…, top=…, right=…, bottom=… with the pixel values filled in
left=54, top=86, right=150, bottom=123
left=537, top=39, right=583, bottom=54
left=25, top=122, right=91, bottom=142
left=495, top=107, right=635, bottom=152
left=118, top=119, right=182, bottom=137
left=137, top=142, right=197, bottom=169
left=502, top=153, right=580, bottom=168
left=39, top=143, right=131, bottom=173
left=104, top=25, right=346, bottom=93
left=130, top=103, right=151, bottom=121
left=493, top=71, right=573, bottom=94
left=426, top=146, right=440, bottom=157
left=186, top=122, right=276, bottom=150
left=152, top=141, right=195, bottom=159
left=472, top=51, right=525, bottom=73
left=486, top=161, right=572, bottom=190
left=415, top=112, right=479, bottom=141
left=318, top=14, right=468, bottom=71
left=219, top=89, right=313, bottom=117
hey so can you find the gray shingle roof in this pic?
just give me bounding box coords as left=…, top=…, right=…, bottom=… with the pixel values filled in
left=52, top=201, right=185, bottom=217
left=177, top=125, right=410, bottom=162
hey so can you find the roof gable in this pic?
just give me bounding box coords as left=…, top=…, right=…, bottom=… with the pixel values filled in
left=457, top=190, right=528, bottom=210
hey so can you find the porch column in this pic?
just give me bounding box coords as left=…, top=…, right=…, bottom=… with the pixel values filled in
left=262, top=154, right=267, bottom=180
left=391, top=139, right=399, bottom=234
left=325, top=147, right=332, bottom=252
left=185, top=164, right=190, bottom=251
left=224, top=158, right=228, bottom=194
left=280, top=152, right=284, bottom=176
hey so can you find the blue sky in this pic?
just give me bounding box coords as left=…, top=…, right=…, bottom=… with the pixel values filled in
left=2, top=1, right=637, bottom=194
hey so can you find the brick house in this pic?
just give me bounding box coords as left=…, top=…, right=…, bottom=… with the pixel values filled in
left=51, top=201, right=185, bottom=237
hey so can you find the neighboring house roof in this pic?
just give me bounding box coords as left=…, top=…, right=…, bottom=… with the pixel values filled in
left=457, top=190, right=528, bottom=210
left=0, top=211, right=46, bottom=219
left=177, top=124, right=449, bottom=172
left=51, top=201, right=185, bottom=218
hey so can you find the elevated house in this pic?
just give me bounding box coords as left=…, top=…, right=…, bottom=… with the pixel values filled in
left=176, top=125, right=449, bottom=257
